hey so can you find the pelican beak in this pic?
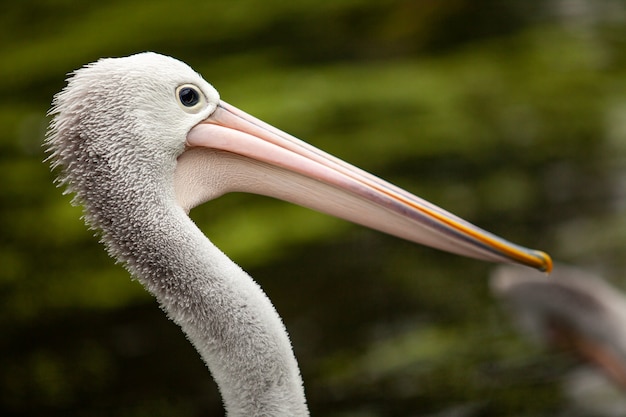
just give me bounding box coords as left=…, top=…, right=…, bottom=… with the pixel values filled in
left=179, top=101, right=551, bottom=272
left=554, top=325, right=626, bottom=390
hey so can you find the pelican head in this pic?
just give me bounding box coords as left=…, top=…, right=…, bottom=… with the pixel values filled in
left=47, top=52, right=551, bottom=272
left=492, top=264, right=626, bottom=389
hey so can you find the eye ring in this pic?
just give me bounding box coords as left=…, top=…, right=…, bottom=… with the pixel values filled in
left=176, top=84, right=206, bottom=113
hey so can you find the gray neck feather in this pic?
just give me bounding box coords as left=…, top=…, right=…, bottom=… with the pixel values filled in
left=125, top=181, right=308, bottom=417
left=47, top=76, right=308, bottom=415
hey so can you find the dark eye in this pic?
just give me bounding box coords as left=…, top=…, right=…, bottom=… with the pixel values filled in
left=179, top=87, right=200, bottom=107
left=175, top=84, right=206, bottom=113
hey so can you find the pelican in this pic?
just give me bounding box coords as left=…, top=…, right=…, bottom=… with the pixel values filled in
left=492, top=264, right=626, bottom=391
left=46, top=52, right=551, bottom=416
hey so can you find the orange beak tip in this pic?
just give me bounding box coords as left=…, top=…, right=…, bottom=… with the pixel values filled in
left=536, top=250, right=553, bottom=274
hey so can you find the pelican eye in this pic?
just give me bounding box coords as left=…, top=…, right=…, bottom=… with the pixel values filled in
left=176, top=84, right=205, bottom=113
left=179, top=87, right=199, bottom=106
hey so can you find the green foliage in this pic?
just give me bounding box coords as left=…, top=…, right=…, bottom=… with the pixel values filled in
left=1, top=0, right=626, bottom=415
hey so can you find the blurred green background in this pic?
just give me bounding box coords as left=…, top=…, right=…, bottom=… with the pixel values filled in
left=2, top=0, right=626, bottom=416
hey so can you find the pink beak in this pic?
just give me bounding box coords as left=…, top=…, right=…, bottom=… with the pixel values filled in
left=176, top=101, right=551, bottom=272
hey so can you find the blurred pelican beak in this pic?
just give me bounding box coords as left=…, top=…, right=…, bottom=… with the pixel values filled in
left=177, top=101, right=551, bottom=272
left=550, top=322, right=626, bottom=390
